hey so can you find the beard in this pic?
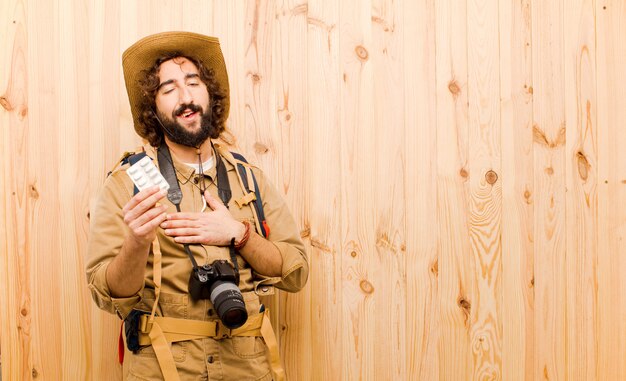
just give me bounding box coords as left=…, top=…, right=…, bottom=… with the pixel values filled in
left=157, top=103, right=214, bottom=148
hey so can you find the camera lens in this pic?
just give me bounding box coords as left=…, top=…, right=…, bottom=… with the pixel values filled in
left=209, top=281, right=248, bottom=329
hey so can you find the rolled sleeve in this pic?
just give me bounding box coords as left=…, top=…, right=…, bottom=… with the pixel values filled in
left=254, top=168, right=309, bottom=292
left=86, top=172, right=142, bottom=319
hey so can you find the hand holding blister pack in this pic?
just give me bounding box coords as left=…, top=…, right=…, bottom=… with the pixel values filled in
left=127, top=156, right=170, bottom=193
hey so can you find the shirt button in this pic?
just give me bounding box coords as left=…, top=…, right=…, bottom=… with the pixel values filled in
left=207, top=355, right=214, bottom=364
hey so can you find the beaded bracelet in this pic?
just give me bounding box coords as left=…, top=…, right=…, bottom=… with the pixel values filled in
left=234, top=220, right=251, bottom=250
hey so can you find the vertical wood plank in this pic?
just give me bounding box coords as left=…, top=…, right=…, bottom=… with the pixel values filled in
left=89, top=2, right=124, bottom=379
left=499, top=0, right=534, bottom=380
left=213, top=0, right=246, bottom=149
left=564, top=0, right=598, bottom=379
left=273, top=1, right=311, bottom=380
left=119, top=0, right=143, bottom=152
left=307, top=0, right=343, bottom=380
left=370, top=0, right=406, bottom=379
left=532, top=0, right=568, bottom=379
left=434, top=0, right=473, bottom=379
left=244, top=0, right=277, bottom=177
left=27, top=0, right=64, bottom=379
left=596, top=1, right=626, bottom=380
left=466, top=0, right=503, bottom=378
left=339, top=0, right=376, bottom=379
left=1, top=1, right=29, bottom=380
left=58, top=0, right=91, bottom=378
left=403, top=0, right=439, bottom=379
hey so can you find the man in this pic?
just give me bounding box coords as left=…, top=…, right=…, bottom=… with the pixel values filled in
left=86, top=31, right=308, bottom=381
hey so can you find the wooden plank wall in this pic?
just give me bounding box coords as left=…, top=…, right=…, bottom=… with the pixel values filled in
left=1, top=0, right=625, bottom=380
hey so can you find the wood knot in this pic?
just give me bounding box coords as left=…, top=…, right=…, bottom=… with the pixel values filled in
left=545, top=167, right=554, bottom=176
left=459, top=168, right=468, bottom=178
left=0, top=96, right=13, bottom=111
left=533, top=124, right=566, bottom=148
left=355, top=45, right=369, bottom=61
left=253, top=142, right=269, bottom=155
left=350, top=251, right=358, bottom=258
left=251, top=73, right=261, bottom=83
left=29, top=184, right=39, bottom=199
left=448, top=80, right=461, bottom=96
left=458, top=297, right=471, bottom=312
left=360, top=279, right=374, bottom=294
left=32, top=368, right=39, bottom=378
left=311, top=238, right=332, bottom=253
left=21, top=308, right=28, bottom=316
left=527, top=86, right=533, bottom=95
left=524, top=189, right=532, bottom=204
left=430, top=259, right=438, bottom=276
left=19, top=105, right=28, bottom=120
left=530, top=277, right=534, bottom=288
left=300, top=227, right=311, bottom=238
left=485, top=170, right=498, bottom=185
left=576, top=151, right=590, bottom=181
left=279, top=109, right=292, bottom=124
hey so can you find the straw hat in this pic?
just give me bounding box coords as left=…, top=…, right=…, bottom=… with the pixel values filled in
left=122, top=31, right=230, bottom=136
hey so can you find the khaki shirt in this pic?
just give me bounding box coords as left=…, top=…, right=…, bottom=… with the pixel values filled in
left=86, top=144, right=308, bottom=381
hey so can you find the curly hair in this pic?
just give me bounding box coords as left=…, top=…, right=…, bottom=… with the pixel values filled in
left=136, top=52, right=227, bottom=147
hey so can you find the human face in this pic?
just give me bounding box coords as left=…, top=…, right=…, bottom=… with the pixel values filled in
left=155, top=57, right=211, bottom=147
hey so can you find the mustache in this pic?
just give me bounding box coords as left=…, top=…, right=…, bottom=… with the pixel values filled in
left=173, top=103, right=203, bottom=117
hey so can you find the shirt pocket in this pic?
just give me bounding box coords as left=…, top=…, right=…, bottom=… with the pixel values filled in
left=135, top=291, right=189, bottom=363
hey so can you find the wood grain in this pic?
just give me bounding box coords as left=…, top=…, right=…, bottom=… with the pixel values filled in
left=0, top=1, right=625, bottom=380
left=564, top=1, right=599, bottom=379
left=499, top=0, right=535, bottom=380
left=532, top=0, right=568, bottom=379
left=88, top=1, right=123, bottom=378
left=467, top=0, right=503, bottom=378
left=370, top=0, right=406, bottom=380
left=403, top=0, right=439, bottom=380
left=273, top=1, right=311, bottom=380
left=27, top=0, right=63, bottom=378
left=596, top=1, right=626, bottom=380
left=307, top=0, right=343, bottom=379
left=339, top=0, right=377, bottom=379
left=435, top=0, right=473, bottom=380
left=1, top=1, right=30, bottom=380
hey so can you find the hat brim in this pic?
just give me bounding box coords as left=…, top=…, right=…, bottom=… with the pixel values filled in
left=122, top=31, right=230, bottom=136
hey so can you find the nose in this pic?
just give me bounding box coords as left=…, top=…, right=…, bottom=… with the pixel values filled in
left=179, top=86, right=193, bottom=105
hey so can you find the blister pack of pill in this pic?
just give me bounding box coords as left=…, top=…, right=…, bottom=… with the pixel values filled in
left=126, top=156, right=170, bottom=192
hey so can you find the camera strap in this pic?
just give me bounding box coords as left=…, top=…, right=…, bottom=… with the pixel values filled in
left=157, top=144, right=199, bottom=269
left=157, top=143, right=240, bottom=277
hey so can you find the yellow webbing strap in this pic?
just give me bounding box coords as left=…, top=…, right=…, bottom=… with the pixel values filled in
left=149, top=321, right=181, bottom=381
left=148, top=235, right=181, bottom=380
left=140, top=310, right=284, bottom=381
left=235, top=191, right=257, bottom=208
left=137, top=313, right=264, bottom=345
left=261, top=310, right=285, bottom=381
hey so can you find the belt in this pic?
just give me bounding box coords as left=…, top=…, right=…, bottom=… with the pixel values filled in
left=135, top=309, right=284, bottom=381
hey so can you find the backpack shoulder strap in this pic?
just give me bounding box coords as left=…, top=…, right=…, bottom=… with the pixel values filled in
left=106, top=146, right=150, bottom=195
left=214, top=145, right=270, bottom=238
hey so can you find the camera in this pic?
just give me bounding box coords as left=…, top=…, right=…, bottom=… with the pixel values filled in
left=188, top=260, right=248, bottom=329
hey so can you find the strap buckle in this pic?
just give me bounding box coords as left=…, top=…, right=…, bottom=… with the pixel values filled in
left=138, top=314, right=153, bottom=333
left=214, top=321, right=232, bottom=340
